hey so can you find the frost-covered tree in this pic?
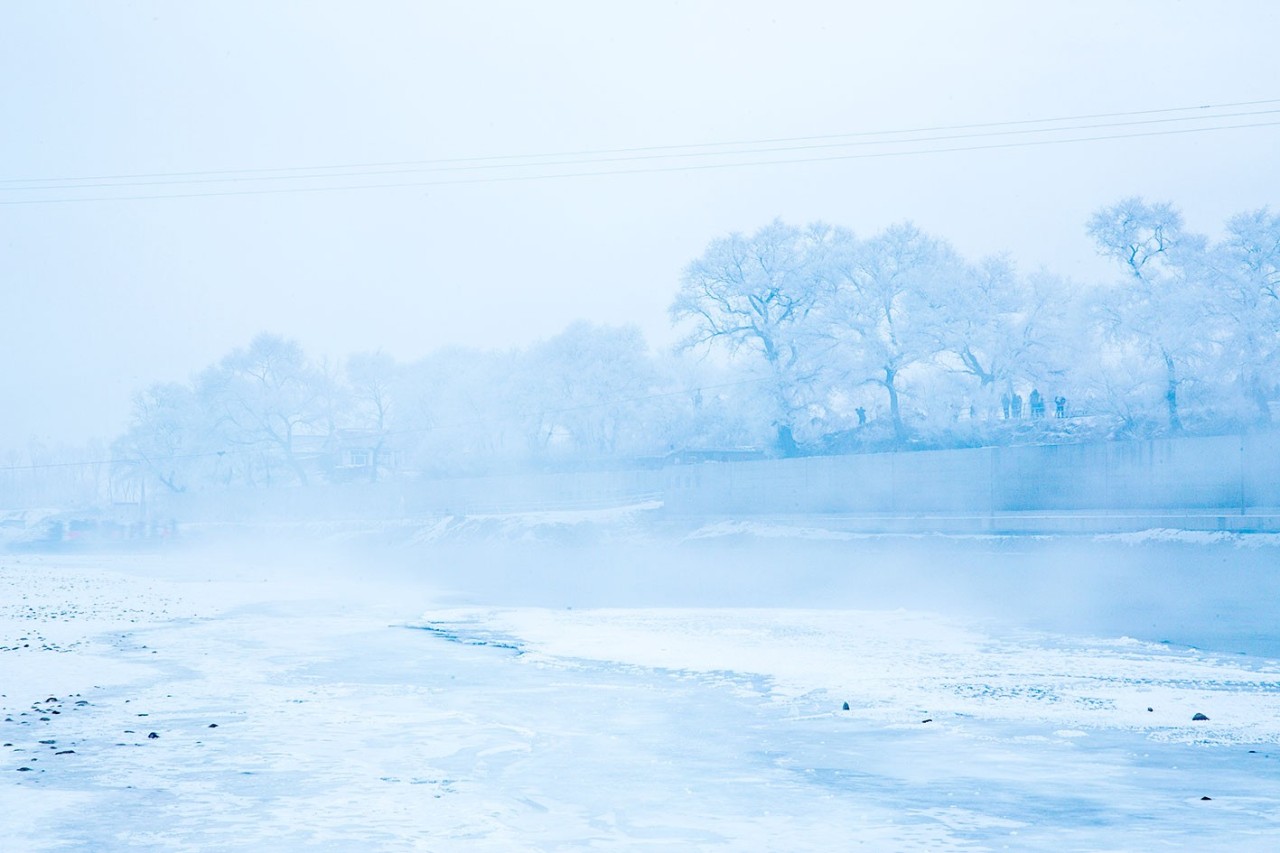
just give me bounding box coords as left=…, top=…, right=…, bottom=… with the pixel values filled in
left=112, top=382, right=208, bottom=494
left=523, top=321, right=657, bottom=458
left=821, top=223, right=960, bottom=442
left=1214, top=208, right=1280, bottom=423
left=197, top=333, right=332, bottom=485
left=935, top=258, right=1079, bottom=422
left=1088, top=198, right=1211, bottom=432
left=344, top=350, right=397, bottom=481
left=670, top=219, right=842, bottom=454
left=397, top=346, right=524, bottom=474
left=644, top=352, right=776, bottom=453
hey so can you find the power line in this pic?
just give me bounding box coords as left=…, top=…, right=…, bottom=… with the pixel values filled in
left=0, top=96, right=1275, bottom=189
left=5, top=107, right=1278, bottom=194
left=2, top=118, right=1276, bottom=207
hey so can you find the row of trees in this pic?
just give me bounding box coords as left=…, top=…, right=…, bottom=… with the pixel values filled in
left=17, top=197, right=1275, bottom=500
left=108, top=324, right=728, bottom=493
left=672, top=219, right=1073, bottom=447
left=672, top=200, right=1280, bottom=450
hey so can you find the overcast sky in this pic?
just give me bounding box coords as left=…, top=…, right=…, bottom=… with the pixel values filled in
left=2, top=1, right=1277, bottom=449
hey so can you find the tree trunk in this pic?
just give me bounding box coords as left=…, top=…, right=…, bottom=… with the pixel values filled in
left=280, top=431, right=309, bottom=486
left=767, top=353, right=797, bottom=456
left=885, top=369, right=907, bottom=443
left=774, top=423, right=799, bottom=457
left=1241, top=369, right=1274, bottom=425
left=1164, top=353, right=1182, bottom=432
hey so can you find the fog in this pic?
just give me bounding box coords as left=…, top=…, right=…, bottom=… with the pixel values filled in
left=163, top=514, right=1280, bottom=658
left=5, top=3, right=1280, bottom=849
left=8, top=454, right=1280, bottom=850
left=3, top=1, right=1279, bottom=448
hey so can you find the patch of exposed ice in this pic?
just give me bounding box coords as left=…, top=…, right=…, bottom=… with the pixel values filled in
left=1098, top=528, right=1280, bottom=547
left=419, top=606, right=1280, bottom=746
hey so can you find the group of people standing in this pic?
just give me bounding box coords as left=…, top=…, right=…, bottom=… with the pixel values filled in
left=1001, top=389, right=1066, bottom=420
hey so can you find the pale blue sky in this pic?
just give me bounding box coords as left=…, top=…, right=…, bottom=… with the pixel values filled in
left=2, top=1, right=1278, bottom=447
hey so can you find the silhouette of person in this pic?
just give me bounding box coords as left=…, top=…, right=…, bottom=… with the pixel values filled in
left=1029, top=389, right=1044, bottom=419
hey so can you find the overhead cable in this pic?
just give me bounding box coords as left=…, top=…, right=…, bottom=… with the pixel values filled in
left=2, top=118, right=1276, bottom=207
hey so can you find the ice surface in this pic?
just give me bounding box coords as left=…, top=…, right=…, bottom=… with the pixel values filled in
left=2, top=535, right=1279, bottom=850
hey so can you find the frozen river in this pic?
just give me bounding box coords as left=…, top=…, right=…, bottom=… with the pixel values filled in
left=2, top=528, right=1279, bottom=850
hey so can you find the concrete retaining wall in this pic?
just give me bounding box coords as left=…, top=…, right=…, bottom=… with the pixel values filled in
left=155, top=432, right=1280, bottom=523
left=661, top=433, right=1280, bottom=515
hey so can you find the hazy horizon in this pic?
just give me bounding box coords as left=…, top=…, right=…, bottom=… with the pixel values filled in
left=4, top=1, right=1279, bottom=448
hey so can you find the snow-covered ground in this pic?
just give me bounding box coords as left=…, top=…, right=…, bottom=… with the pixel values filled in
left=2, top=529, right=1279, bottom=850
